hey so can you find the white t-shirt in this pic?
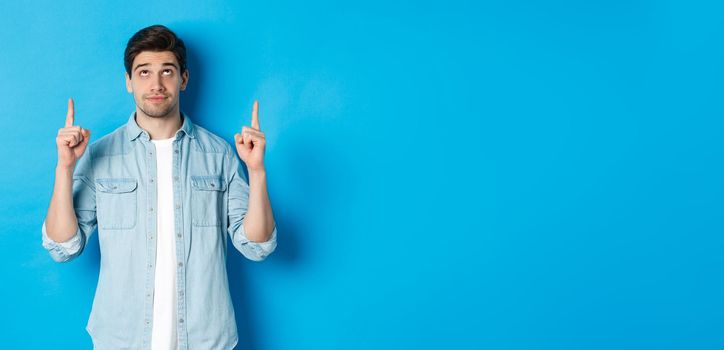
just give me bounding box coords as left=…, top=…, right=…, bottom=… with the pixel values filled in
left=150, top=137, right=178, bottom=350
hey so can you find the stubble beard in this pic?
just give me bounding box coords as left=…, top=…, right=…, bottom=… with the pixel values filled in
left=138, top=98, right=177, bottom=119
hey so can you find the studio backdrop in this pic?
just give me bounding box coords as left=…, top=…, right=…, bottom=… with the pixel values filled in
left=0, top=1, right=722, bottom=349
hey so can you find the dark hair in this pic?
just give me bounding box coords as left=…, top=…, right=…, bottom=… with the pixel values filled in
left=124, top=25, right=187, bottom=77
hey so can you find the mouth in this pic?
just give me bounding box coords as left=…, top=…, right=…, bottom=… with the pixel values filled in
left=146, top=96, right=167, bottom=103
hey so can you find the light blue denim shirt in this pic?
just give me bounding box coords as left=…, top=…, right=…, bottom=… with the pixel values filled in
left=41, top=111, right=277, bottom=349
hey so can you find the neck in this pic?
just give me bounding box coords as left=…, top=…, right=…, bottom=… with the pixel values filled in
left=135, top=106, right=182, bottom=140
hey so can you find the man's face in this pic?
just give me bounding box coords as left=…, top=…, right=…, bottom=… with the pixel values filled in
left=125, top=51, right=189, bottom=119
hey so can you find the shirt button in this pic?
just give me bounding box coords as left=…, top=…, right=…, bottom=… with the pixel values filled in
left=149, top=264, right=153, bottom=268
left=176, top=204, right=181, bottom=209
left=150, top=179, right=154, bottom=183
left=174, top=150, right=179, bottom=154
left=178, top=262, right=183, bottom=267
left=177, top=234, right=181, bottom=238
left=179, top=318, right=184, bottom=323
left=149, top=208, right=154, bottom=212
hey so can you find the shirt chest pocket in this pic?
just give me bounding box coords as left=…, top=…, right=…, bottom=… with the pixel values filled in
left=96, top=178, right=138, bottom=230
left=190, top=175, right=226, bottom=227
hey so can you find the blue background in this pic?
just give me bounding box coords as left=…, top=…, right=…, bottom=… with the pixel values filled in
left=1, top=0, right=722, bottom=349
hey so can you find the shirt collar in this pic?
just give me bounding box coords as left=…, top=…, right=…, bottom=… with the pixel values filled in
left=126, top=110, right=195, bottom=141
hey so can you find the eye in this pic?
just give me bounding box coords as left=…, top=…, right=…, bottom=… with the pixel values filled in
left=163, top=69, right=173, bottom=76
left=139, top=70, right=149, bottom=77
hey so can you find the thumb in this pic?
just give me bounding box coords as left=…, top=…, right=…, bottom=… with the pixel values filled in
left=80, top=128, right=91, bottom=144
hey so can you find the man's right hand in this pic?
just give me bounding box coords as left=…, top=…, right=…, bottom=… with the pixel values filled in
left=56, top=98, right=91, bottom=170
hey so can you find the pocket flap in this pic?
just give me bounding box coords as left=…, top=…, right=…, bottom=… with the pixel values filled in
left=191, top=175, right=226, bottom=191
left=96, top=178, right=138, bottom=193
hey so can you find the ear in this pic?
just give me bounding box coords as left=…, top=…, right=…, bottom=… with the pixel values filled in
left=180, top=69, right=189, bottom=91
left=125, top=72, right=133, bottom=93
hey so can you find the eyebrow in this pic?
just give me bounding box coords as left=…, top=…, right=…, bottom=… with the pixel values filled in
left=133, top=62, right=179, bottom=72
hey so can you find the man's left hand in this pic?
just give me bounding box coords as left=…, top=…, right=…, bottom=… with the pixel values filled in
left=234, top=100, right=266, bottom=172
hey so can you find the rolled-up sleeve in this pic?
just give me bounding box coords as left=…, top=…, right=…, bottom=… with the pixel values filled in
left=41, top=147, right=97, bottom=263
left=233, top=223, right=277, bottom=262
left=226, top=146, right=278, bottom=262
left=41, top=221, right=83, bottom=262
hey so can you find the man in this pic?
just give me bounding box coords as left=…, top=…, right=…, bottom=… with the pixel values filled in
left=41, top=25, right=277, bottom=349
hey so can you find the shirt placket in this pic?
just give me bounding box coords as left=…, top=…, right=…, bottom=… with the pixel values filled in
left=173, top=137, right=189, bottom=349
left=143, top=134, right=158, bottom=349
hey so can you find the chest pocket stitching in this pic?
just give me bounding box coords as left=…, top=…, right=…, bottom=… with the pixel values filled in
left=97, top=178, right=138, bottom=193
left=190, top=175, right=225, bottom=227
left=95, top=178, right=138, bottom=230
left=190, top=175, right=226, bottom=191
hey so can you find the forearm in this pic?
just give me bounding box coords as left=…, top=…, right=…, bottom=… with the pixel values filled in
left=243, top=169, right=276, bottom=242
left=45, top=165, right=79, bottom=243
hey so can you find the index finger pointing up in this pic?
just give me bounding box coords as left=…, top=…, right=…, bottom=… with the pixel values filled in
left=251, top=100, right=260, bottom=130
left=65, top=98, right=74, bottom=127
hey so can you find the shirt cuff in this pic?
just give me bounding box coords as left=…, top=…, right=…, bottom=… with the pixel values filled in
left=235, top=224, right=278, bottom=261
left=41, top=221, right=83, bottom=262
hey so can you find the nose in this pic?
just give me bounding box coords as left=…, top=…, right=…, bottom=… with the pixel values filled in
left=150, top=72, right=165, bottom=93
